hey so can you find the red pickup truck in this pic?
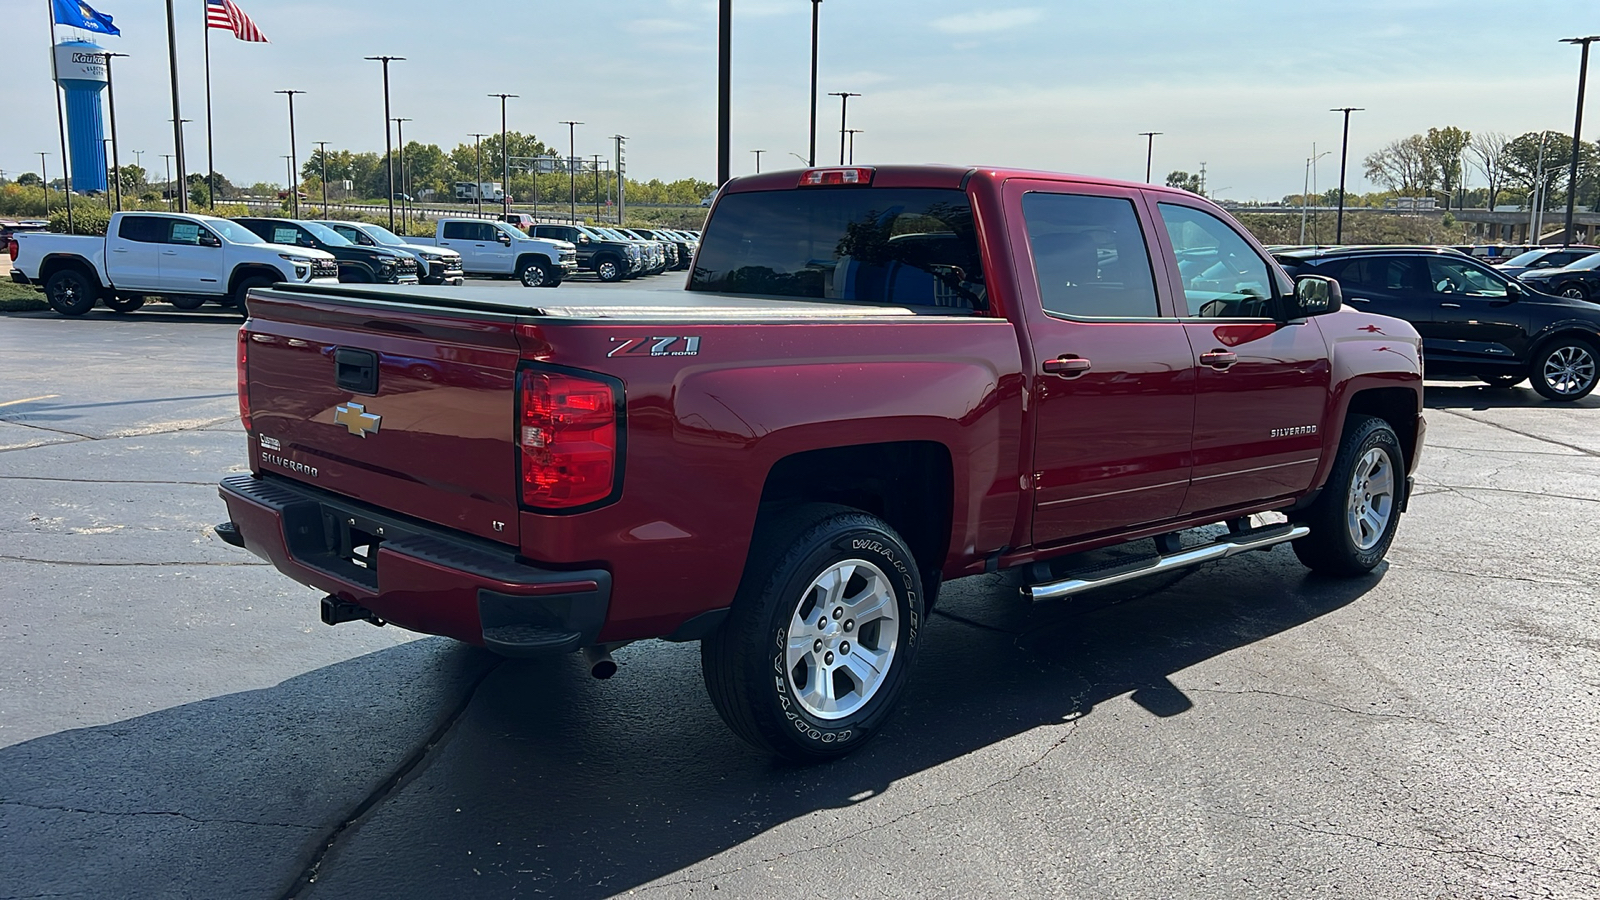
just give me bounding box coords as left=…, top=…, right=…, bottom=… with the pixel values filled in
left=217, top=165, right=1425, bottom=760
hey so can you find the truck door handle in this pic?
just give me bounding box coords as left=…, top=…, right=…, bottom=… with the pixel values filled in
left=1199, top=350, right=1238, bottom=369
left=1348, top=296, right=1370, bottom=304
left=1042, top=356, right=1091, bottom=377
left=161, top=250, right=177, bottom=255
left=1440, top=302, right=1462, bottom=308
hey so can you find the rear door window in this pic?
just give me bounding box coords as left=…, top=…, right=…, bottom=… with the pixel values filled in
left=441, top=222, right=474, bottom=240
left=116, top=216, right=166, bottom=243
left=689, top=188, right=986, bottom=309
left=1021, top=192, right=1160, bottom=318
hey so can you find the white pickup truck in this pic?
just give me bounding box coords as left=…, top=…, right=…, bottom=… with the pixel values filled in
left=9, top=211, right=340, bottom=317
left=411, top=218, right=578, bottom=287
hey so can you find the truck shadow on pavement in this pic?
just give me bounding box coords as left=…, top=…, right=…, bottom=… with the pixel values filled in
left=0, top=548, right=1379, bottom=899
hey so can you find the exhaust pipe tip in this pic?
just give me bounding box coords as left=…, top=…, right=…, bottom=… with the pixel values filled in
left=581, top=645, right=617, bottom=680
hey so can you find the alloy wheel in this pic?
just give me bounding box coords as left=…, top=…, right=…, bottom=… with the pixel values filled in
left=1345, top=447, right=1395, bottom=552
left=1542, top=344, right=1597, bottom=397
left=784, top=559, right=900, bottom=720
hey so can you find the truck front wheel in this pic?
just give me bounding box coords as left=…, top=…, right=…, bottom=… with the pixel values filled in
left=519, top=261, right=559, bottom=288
left=594, top=257, right=623, bottom=282
left=1293, top=415, right=1404, bottom=576
left=701, top=503, right=924, bottom=761
left=44, top=269, right=98, bottom=317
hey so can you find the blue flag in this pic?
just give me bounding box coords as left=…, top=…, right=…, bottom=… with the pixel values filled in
left=51, top=0, right=120, bottom=35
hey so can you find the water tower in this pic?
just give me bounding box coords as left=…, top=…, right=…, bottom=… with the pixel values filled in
left=54, top=39, right=109, bottom=193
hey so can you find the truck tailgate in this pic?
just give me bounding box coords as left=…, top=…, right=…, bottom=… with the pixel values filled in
left=243, top=292, right=523, bottom=545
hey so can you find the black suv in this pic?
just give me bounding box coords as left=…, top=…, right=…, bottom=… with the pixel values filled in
left=233, top=218, right=419, bottom=285
left=530, top=224, right=641, bottom=282
left=1277, top=246, right=1600, bottom=401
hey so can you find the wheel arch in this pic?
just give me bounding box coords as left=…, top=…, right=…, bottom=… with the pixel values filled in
left=39, top=254, right=106, bottom=289
left=515, top=252, right=553, bottom=273
left=757, top=440, right=955, bottom=602
left=227, top=264, right=285, bottom=295
left=1529, top=324, right=1600, bottom=358
left=1344, top=387, right=1420, bottom=471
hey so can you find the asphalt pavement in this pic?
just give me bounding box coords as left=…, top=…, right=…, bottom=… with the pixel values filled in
left=1, top=285, right=1597, bottom=899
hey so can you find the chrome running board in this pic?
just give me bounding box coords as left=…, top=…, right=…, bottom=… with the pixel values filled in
left=1027, top=524, right=1310, bottom=601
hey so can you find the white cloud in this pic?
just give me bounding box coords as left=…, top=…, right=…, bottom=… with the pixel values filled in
left=930, top=7, right=1044, bottom=34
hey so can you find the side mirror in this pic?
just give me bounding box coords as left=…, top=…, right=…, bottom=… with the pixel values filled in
left=497, top=233, right=513, bottom=245
left=1505, top=280, right=1524, bottom=298
left=1288, top=275, right=1342, bottom=318
left=200, top=232, right=222, bottom=248
left=579, top=235, right=590, bottom=243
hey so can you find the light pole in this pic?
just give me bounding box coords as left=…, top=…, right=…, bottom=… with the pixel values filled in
left=1561, top=36, right=1600, bottom=246
left=1331, top=107, right=1363, bottom=244
left=592, top=154, right=604, bottom=219
left=102, top=139, right=113, bottom=209
left=282, top=156, right=293, bottom=211
left=560, top=120, right=583, bottom=223
left=845, top=130, right=862, bottom=165
left=275, top=89, right=305, bottom=218
left=1138, top=132, right=1162, bottom=183
left=393, top=117, right=412, bottom=233
left=163, top=0, right=187, bottom=212
left=829, top=91, right=860, bottom=165
left=169, top=118, right=192, bottom=205
left=101, top=52, right=128, bottom=211
left=161, top=154, right=175, bottom=209
left=809, top=0, right=821, bottom=166
left=752, top=149, right=765, bottom=173
left=365, top=56, right=405, bottom=231
left=469, top=133, right=489, bottom=218
left=315, top=140, right=329, bottom=214
left=718, top=0, right=731, bottom=185
left=612, top=134, right=627, bottom=225
left=37, top=152, right=49, bottom=213
left=489, top=93, right=517, bottom=219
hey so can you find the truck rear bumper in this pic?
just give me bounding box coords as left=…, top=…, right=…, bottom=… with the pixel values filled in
left=10, top=269, right=30, bottom=285
left=218, top=473, right=610, bottom=656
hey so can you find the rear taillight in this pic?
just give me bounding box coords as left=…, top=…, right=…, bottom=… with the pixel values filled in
left=237, top=329, right=251, bottom=432
left=518, top=369, right=619, bottom=509
left=799, top=167, right=874, bottom=186
left=6, top=237, right=17, bottom=259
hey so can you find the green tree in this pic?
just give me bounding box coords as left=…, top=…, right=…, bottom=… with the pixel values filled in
left=1468, top=131, right=1511, bottom=210
left=16, top=172, right=42, bottom=187
left=1424, top=126, right=1470, bottom=210
left=1165, top=170, right=1203, bottom=194
left=1363, top=134, right=1435, bottom=197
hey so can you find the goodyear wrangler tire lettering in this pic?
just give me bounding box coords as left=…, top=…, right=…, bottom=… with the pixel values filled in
left=701, top=503, right=925, bottom=761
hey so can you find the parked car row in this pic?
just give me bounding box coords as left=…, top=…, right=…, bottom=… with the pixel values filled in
left=1275, top=245, right=1600, bottom=401
left=8, top=210, right=705, bottom=316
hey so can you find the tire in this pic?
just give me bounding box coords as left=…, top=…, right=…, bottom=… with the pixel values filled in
left=1529, top=336, right=1599, bottom=401
left=1293, top=415, right=1405, bottom=576
left=1557, top=282, right=1589, bottom=301
left=701, top=503, right=925, bottom=761
left=44, top=268, right=98, bottom=317
left=231, top=276, right=273, bottom=317
left=167, top=295, right=206, bottom=311
left=1477, top=374, right=1526, bottom=388
left=594, top=256, right=623, bottom=283
left=343, top=266, right=374, bottom=284
left=104, top=295, right=144, bottom=314
left=519, top=261, right=555, bottom=288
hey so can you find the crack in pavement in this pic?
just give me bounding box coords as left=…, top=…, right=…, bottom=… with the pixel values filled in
left=0, top=415, right=241, bottom=454
left=0, top=798, right=310, bottom=831
left=1186, top=687, right=1442, bottom=725
left=1425, top=444, right=1585, bottom=457
left=0, top=475, right=218, bottom=485
left=1386, top=561, right=1588, bottom=588
left=0, top=555, right=267, bottom=567
left=635, top=719, right=1087, bottom=895
left=278, top=657, right=504, bottom=900
left=1221, top=810, right=1600, bottom=884
left=1418, top=483, right=1600, bottom=505
left=1435, top=408, right=1600, bottom=458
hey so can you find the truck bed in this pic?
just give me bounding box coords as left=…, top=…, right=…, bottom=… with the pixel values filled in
left=262, top=282, right=980, bottom=321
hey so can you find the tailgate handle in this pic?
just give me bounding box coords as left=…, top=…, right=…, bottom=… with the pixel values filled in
left=335, top=348, right=379, bottom=395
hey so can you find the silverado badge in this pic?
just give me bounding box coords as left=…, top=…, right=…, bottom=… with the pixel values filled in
left=334, top=403, right=382, bottom=438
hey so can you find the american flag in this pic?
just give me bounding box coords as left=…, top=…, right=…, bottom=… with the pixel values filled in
left=206, top=0, right=268, bottom=42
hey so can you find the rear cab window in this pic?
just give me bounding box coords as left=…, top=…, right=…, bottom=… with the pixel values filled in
left=1021, top=192, right=1160, bottom=319
left=689, top=187, right=987, bottom=310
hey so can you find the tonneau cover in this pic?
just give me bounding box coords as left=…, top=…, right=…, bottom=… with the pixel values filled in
left=263, top=282, right=973, bottom=320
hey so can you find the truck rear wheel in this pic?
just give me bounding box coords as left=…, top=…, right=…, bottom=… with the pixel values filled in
left=44, top=268, right=98, bottom=317
left=104, top=295, right=144, bottom=313
left=1293, top=415, right=1404, bottom=576
left=701, top=503, right=924, bottom=761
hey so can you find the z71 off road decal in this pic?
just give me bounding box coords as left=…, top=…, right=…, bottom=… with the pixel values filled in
left=608, top=336, right=701, bottom=358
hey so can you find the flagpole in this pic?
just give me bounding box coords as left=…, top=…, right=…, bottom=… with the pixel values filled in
left=44, top=0, right=74, bottom=233
left=204, top=3, right=216, bottom=207
left=164, top=0, right=188, bottom=212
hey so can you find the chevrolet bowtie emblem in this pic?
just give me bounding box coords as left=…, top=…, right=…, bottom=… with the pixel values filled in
left=333, top=402, right=382, bottom=438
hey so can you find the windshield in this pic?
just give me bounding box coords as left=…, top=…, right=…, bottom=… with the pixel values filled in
left=1558, top=252, right=1600, bottom=271
left=360, top=224, right=407, bottom=245
left=575, top=225, right=607, bottom=240
left=300, top=222, right=353, bottom=246
left=689, top=188, right=986, bottom=309
left=598, top=228, right=632, bottom=241
left=203, top=218, right=264, bottom=245
left=1502, top=250, right=1550, bottom=267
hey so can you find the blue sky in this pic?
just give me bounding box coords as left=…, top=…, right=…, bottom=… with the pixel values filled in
left=5, top=0, right=1599, bottom=200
